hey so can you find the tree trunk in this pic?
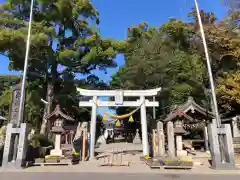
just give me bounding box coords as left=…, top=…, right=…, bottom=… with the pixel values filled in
left=40, top=82, right=53, bottom=134
left=40, top=36, right=58, bottom=134
left=40, top=26, right=61, bottom=134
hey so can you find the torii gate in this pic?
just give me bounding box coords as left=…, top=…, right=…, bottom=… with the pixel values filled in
left=77, top=87, right=161, bottom=159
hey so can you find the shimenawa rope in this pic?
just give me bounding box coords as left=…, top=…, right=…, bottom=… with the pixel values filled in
left=93, top=100, right=144, bottom=119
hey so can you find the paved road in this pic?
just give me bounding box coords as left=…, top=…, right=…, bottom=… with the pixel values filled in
left=0, top=173, right=239, bottom=180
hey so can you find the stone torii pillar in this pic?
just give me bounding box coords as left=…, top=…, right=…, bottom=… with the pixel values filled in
left=90, top=96, right=97, bottom=159
left=140, top=96, right=148, bottom=155
left=77, top=87, right=161, bottom=159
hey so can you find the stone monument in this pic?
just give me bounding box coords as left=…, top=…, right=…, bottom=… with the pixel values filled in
left=1, top=84, right=28, bottom=169
left=9, top=84, right=21, bottom=124
left=157, top=121, right=165, bottom=157
left=73, top=122, right=89, bottom=153
left=232, top=116, right=240, bottom=139
left=167, top=121, right=175, bottom=157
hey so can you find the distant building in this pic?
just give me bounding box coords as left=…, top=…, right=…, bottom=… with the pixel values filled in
left=102, top=120, right=115, bottom=130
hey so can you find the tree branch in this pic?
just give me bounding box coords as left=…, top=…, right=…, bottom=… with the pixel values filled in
left=0, top=53, right=9, bottom=59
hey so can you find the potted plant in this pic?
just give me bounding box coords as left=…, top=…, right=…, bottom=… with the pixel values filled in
left=72, top=152, right=80, bottom=165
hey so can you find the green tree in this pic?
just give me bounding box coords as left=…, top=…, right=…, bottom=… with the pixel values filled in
left=0, top=75, right=20, bottom=117
left=188, top=8, right=240, bottom=116
left=111, top=8, right=240, bottom=121
left=0, top=0, right=126, bottom=132
left=111, top=20, right=206, bottom=121
left=217, top=71, right=240, bottom=115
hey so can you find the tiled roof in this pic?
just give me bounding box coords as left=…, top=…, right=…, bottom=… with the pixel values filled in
left=163, top=108, right=194, bottom=122
left=163, top=96, right=214, bottom=122
left=46, top=105, right=75, bottom=121
left=181, top=97, right=215, bottom=118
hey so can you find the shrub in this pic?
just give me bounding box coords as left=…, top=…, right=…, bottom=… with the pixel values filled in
left=27, top=134, right=54, bottom=159
left=32, top=134, right=53, bottom=147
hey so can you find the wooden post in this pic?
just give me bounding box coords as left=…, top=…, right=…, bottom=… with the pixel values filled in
left=65, top=133, right=68, bottom=145
left=152, top=129, right=156, bottom=157
left=158, top=131, right=161, bottom=156
left=70, top=132, right=73, bottom=145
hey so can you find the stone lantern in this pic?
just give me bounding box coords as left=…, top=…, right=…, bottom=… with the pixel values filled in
left=174, top=120, right=187, bottom=156
left=46, top=105, right=75, bottom=157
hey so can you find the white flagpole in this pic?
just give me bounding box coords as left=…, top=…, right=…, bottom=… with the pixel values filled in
left=17, top=0, right=34, bottom=126
left=194, top=0, right=221, bottom=127
left=12, top=0, right=34, bottom=162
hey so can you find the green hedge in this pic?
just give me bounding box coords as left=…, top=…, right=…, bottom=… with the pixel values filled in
left=30, top=134, right=53, bottom=148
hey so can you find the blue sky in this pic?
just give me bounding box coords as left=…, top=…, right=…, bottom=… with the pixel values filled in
left=0, top=0, right=227, bottom=117
left=90, top=0, right=227, bottom=82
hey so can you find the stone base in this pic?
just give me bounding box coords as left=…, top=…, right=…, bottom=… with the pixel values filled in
left=50, top=149, right=63, bottom=157
left=208, top=123, right=237, bottom=170
left=206, top=150, right=210, bottom=154
left=176, top=150, right=187, bottom=157
left=133, top=138, right=142, bottom=144
left=210, top=162, right=238, bottom=170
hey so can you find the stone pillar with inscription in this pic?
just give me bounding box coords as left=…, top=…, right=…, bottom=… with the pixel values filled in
left=232, top=116, right=240, bottom=138
left=9, top=84, right=21, bottom=125
left=204, top=126, right=209, bottom=152
left=1, top=84, right=28, bottom=169
left=157, top=121, right=165, bottom=157
left=167, top=121, right=175, bottom=157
